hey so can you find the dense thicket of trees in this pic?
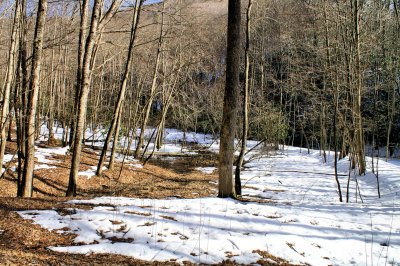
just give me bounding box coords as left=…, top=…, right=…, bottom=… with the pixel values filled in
left=0, top=0, right=398, bottom=197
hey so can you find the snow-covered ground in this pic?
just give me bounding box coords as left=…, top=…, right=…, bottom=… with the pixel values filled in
left=80, top=126, right=218, bottom=155
left=39, top=122, right=400, bottom=157
left=17, top=139, right=400, bottom=265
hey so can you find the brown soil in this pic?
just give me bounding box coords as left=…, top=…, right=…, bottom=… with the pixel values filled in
left=0, top=141, right=295, bottom=265
left=0, top=141, right=218, bottom=199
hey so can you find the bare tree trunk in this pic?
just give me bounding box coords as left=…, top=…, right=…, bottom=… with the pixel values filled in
left=21, top=0, right=48, bottom=197
left=108, top=107, right=122, bottom=170
left=143, top=113, right=167, bottom=166
left=134, top=1, right=165, bottom=159
left=219, top=0, right=241, bottom=198
left=323, top=1, right=342, bottom=202
left=143, top=68, right=180, bottom=165
left=97, top=0, right=143, bottom=175
left=47, top=25, right=57, bottom=144
left=333, top=86, right=343, bottom=202
left=67, top=0, right=102, bottom=196
left=376, top=147, right=380, bottom=198
left=15, top=64, right=24, bottom=196
left=235, top=0, right=252, bottom=196
left=0, top=0, right=20, bottom=168
left=61, top=45, right=69, bottom=147
left=69, top=0, right=89, bottom=148
left=353, top=0, right=366, bottom=175
left=385, top=85, right=396, bottom=161
left=123, top=74, right=146, bottom=156
left=16, top=0, right=28, bottom=197
left=67, top=0, right=122, bottom=196
left=320, top=105, right=327, bottom=163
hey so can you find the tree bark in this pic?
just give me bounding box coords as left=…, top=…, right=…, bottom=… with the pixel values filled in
left=21, top=0, right=48, bottom=197
left=353, top=0, right=366, bottom=175
left=0, top=0, right=20, bottom=168
left=67, top=0, right=122, bottom=196
left=235, top=0, right=252, bottom=196
left=97, top=0, right=143, bottom=175
left=219, top=0, right=241, bottom=198
left=67, top=0, right=102, bottom=196
left=69, top=0, right=89, bottom=148
left=109, top=107, right=121, bottom=170
left=134, top=3, right=165, bottom=160
left=16, top=0, right=28, bottom=197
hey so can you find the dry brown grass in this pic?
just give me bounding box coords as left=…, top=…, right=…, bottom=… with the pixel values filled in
left=0, top=140, right=218, bottom=199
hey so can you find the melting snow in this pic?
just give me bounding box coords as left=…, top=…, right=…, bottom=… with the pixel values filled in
left=18, top=145, right=400, bottom=265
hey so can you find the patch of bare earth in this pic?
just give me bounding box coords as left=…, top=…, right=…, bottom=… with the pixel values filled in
left=0, top=141, right=217, bottom=199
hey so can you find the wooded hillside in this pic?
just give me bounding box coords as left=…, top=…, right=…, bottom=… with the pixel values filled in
left=0, top=0, right=398, bottom=198
left=0, top=0, right=399, bottom=264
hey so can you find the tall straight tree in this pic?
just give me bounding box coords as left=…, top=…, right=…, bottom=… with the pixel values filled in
left=69, top=0, right=89, bottom=148
left=235, top=0, right=253, bottom=196
left=0, top=0, right=20, bottom=169
left=66, top=0, right=122, bottom=196
left=67, top=0, right=102, bottom=196
left=21, top=0, right=48, bottom=197
left=16, top=0, right=28, bottom=197
left=97, top=0, right=144, bottom=176
left=353, top=0, right=366, bottom=175
left=134, top=1, right=165, bottom=160
left=219, top=0, right=241, bottom=198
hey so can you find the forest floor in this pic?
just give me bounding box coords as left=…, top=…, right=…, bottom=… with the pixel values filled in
left=0, top=127, right=399, bottom=265
left=0, top=138, right=293, bottom=265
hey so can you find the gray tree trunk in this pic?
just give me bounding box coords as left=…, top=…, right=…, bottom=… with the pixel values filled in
left=0, top=0, right=20, bottom=169
left=108, top=107, right=122, bottom=170
left=235, top=0, right=252, bottom=196
left=69, top=0, right=89, bottom=148
left=67, top=0, right=102, bottom=196
left=219, top=0, right=241, bottom=198
left=21, top=0, right=48, bottom=197
left=67, top=0, right=122, bottom=196
left=134, top=1, right=165, bottom=159
left=353, top=0, right=366, bottom=175
left=97, top=0, right=143, bottom=175
left=16, top=0, right=27, bottom=197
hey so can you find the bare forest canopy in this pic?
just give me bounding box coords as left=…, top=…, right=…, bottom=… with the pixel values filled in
left=0, top=0, right=399, bottom=197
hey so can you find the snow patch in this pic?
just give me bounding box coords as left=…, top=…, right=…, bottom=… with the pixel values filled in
left=195, top=167, right=216, bottom=174
left=19, top=196, right=400, bottom=265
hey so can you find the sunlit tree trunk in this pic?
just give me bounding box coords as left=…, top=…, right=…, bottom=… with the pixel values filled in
left=235, top=0, right=252, bottom=196
left=21, top=0, right=48, bottom=197
left=0, top=0, right=20, bottom=169
left=97, top=0, right=143, bottom=175
left=219, top=0, right=241, bottom=198
left=67, top=0, right=122, bottom=196
left=69, top=0, right=89, bottom=148
left=134, top=1, right=165, bottom=160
